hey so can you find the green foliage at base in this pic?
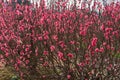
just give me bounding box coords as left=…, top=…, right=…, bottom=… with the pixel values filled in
left=0, top=66, right=19, bottom=80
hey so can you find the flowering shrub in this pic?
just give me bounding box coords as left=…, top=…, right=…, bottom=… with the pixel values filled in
left=0, top=0, right=120, bottom=80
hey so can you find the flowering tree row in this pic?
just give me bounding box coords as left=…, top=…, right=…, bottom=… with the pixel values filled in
left=0, top=1, right=120, bottom=80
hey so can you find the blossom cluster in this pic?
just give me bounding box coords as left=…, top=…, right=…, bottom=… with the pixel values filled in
left=0, top=1, right=120, bottom=80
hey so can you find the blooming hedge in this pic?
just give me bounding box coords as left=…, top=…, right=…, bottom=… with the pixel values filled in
left=0, top=1, right=120, bottom=80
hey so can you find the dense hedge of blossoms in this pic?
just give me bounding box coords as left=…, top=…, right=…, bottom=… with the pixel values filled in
left=0, top=1, right=120, bottom=80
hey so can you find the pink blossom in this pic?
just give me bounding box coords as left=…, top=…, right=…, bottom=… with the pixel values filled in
left=43, top=51, right=48, bottom=56
left=91, top=51, right=95, bottom=56
left=58, top=51, right=63, bottom=59
left=67, top=53, right=74, bottom=58
left=14, top=64, right=19, bottom=71
left=42, top=75, right=46, bottom=78
left=100, top=24, right=105, bottom=31
left=84, top=15, right=88, bottom=19
left=77, top=62, right=85, bottom=67
left=17, top=39, right=22, bottom=45
left=60, top=28, right=65, bottom=33
left=20, top=51, right=24, bottom=55
left=43, top=61, right=48, bottom=67
left=50, top=45, right=55, bottom=52
left=54, top=21, right=60, bottom=27
left=40, top=58, right=43, bottom=61
left=91, top=37, right=98, bottom=47
left=95, top=48, right=99, bottom=52
left=103, top=42, right=107, bottom=46
left=105, top=28, right=113, bottom=32
left=52, top=35, right=58, bottom=41
left=5, top=53, right=9, bottom=57
left=38, top=36, right=43, bottom=41
left=59, top=41, right=65, bottom=48
left=25, top=47, right=29, bottom=52
left=43, top=35, right=49, bottom=40
left=99, top=47, right=104, bottom=52
left=16, top=10, right=22, bottom=15
left=25, top=60, right=29, bottom=64
left=35, top=47, right=38, bottom=56
left=0, top=36, right=3, bottom=41
left=17, top=59, right=21, bottom=65
left=112, top=30, right=119, bottom=38
left=79, top=29, right=86, bottom=36
left=20, top=72, right=23, bottom=78
left=106, top=45, right=111, bottom=50
left=69, top=41, right=75, bottom=45
left=111, top=47, right=115, bottom=51
left=67, top=75, right=71, bottom=80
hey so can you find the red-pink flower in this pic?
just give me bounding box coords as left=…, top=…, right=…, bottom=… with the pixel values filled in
left=43, top=51, right=48, bottom=55
left=59, top=41, right=65, bottom=48
left=17, top=59, right=21, bottom=65
left=91, top=37, right=98, bottom=47
left=42, top=75, right=46, bottom=78
left=77, top=62, right=85, bottom=67
left=95, top=48, right=99, bottom=52
left=99, top=47, right=104, bottom=52
left=25, top=47, right=29, bottom=52
left=105, top=27, right=113, bottom=32
left=58, top=51, right=63, bottom=59
left=16, top=10, right=22, bottom=15
left=19, top=26, right=24, bottom=31
left=100, top=24, right=105, bottom=31
left=5, top=52, right=9, bottom=57
left=17, top=39, right=22, bottom=45
left=106, top=45, right=111, bottom=50
left=67, top=53, right=74, bottom=58
left=67, top=75, right=71, bottom=80
left=111, top=47, right=115, bottom=51
left=50, top=45, right=55, bottom=52
left=52, top=35, right=58, bottom=41
left=54, top=21, right=60, bottom=27
left=69, top=41, right=75, bottom=45
left=35, top=47, right=38, bottom=56
left=43, top=61, right=48, bottom=67
left=38, top=36, right=43, bottom=41
left=103, top=42, right=107, bottom=46
left=25, top=60, right=29, bottom=64
left=79, top=29, right=87, bottom=36
left=0, top=36, right=3, bottom=41
left=43, top=35, right=49, bottom=40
